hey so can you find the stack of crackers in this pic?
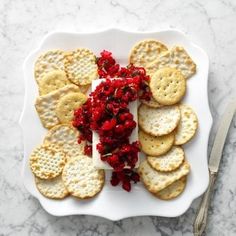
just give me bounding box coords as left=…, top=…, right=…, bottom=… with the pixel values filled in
left=129, top=39, right=198, bottom=200
left=30, top=49, right=105, bottom=199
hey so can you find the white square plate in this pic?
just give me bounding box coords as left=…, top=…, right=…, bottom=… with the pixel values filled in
left=20, top=29, right=212, bottom=220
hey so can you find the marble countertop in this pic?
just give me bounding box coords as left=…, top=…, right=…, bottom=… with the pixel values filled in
left=1, top=0, right=236, bottom=235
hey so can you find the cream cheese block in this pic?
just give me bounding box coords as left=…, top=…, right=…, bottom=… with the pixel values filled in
left=92, top=79, right=139, bottom=169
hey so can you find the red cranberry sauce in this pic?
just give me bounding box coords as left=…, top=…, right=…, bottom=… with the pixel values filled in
left=73, top=50, right=151, bottom=191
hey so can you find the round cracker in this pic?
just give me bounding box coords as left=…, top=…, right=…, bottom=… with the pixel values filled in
left=38, top=70, right=71, bottom=95
left=35, top=50, right=65, bottom=83
left=138, top=104, right=180, bottom=136
left=147, top=146, right=185, bottom=172
left=44, top=124, right=86, bottom=158
left=35, top=84, right=81, bottom=129
left=138, top=160, right=190, bottom=193
left=35, top=175, right=69, bottom=199
left=155, top=176, right=187, bottom=200
left=64, top=48, right=98, bottom=86
left=141, top=96, right=163, bottom=108
left=146, top=46, right=196, bottom=79
left=30, top=144, right=66, bottom=179
left=62, top=155, right=105, bottom=199
left=150, top=67, right=186, bottom=105
left=175, top=104, right=198, bottom=145
left=139, top=130, right=174, bottom=156
left=129, top=39, right=168, bottom=67
left=55, top=92, right=87, bottom=124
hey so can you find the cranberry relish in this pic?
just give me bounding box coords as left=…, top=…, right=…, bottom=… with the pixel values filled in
left=73, top=50, right=151, bottom=192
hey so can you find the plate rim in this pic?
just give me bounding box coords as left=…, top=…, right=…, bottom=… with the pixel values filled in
left=20, top=28, right=213, bottom=220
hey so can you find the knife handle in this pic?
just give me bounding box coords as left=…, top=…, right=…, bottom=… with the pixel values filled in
left=193, top=171, right=217, bottom=236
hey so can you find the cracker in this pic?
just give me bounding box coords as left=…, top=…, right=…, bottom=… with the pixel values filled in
left=129, top=39, right=168, bottom=67
left=150, top=67, right=186, bottom=105
left=146, top=46, right=196, bottom=78
left=64, top=48, right=98, bottom=86
left=155, top=176, right=187, bottom=200
left=44, top=124, right=86, bottom=158
left=138, top=160, right=190, bottom=193
left=30, top=144, right=66, bottom=179
left=62, top=155, right=105, bottom=199
left=55, top=92, right=87, bottom=124
left=138, top=104, right=180, bottom=136
left=38, top=70, right=71, bottom=95
left=139, top=130, right=174, bottom=156
left=35, top=50, right=66, bottom=83
left=141, top=96, right=163, bottom=108
left=175, top=104, right=198, bottom=145
left=147, top=146, right=185, bottom=172
left=35, top=84, right=80, bottom=129
left=35, top=175, right=69, bottom=199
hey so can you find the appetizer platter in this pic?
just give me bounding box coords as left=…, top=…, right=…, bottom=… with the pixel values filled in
left=20, top=29, right=212, bottom=220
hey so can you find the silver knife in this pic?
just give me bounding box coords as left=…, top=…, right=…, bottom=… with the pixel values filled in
left=193, top=99, right=236, bottom=236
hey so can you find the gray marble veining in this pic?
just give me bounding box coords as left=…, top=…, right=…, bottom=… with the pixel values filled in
left=0, top=0, right=236, bottom=235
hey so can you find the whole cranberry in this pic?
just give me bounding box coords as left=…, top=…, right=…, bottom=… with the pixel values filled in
left=107, top=154, right=119, bottom=166
left=124, top=120, right=136, bottom=129
left=101, top=118, right=117, bottom=131
left=115, top=124, right=125, bottom=134
left=122, top=180, right=131, bottom=192
left=110, top=176, right=120, bottom=186
left=119, top=112, right=133, bottom=122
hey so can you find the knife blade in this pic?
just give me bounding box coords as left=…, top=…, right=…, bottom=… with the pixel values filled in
left=209, top=99, right=236, bottom=173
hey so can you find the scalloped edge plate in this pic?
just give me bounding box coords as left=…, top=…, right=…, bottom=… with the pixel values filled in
left=20, top=29, right=212, bottom=220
